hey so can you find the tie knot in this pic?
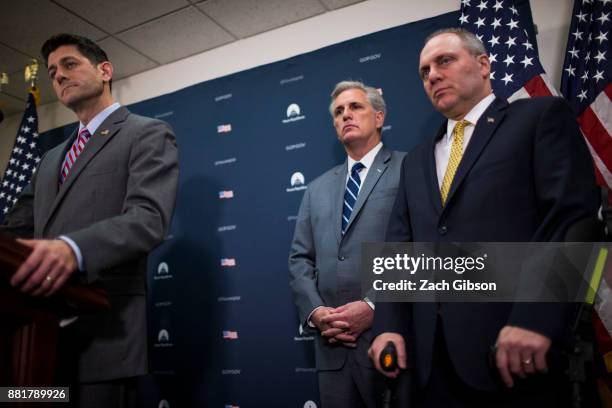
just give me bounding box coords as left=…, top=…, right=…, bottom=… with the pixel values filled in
left=79, top=128, right=91, bottom=140
left=351, top=162, right=365, bottom=175
left=454, top=119, right=470, bottom=134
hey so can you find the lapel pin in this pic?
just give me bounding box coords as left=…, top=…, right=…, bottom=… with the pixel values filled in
left=377, top=168, right=382, bottom=173
left=101, top=129, right=109, bottom=136
left=487, top=117, right=495, bottom=123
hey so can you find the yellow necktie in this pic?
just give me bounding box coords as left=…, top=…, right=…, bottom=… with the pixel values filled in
left=440, top=120, right=469, bottom=205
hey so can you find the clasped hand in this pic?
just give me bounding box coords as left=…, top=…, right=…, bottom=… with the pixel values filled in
left=312, top=301, right=373, bottom=347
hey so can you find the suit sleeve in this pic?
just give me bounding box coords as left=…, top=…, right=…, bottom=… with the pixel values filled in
left=508, top=97, right=598, bottom=340
left=372, top=154, right=413, bottom=339
left=65, top=119, right=179, bottom=281
left=289, top=187, right=325, bottom=327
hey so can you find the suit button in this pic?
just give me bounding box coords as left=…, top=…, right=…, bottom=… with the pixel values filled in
left=338, top=255, right=345, bottom=261
left=438, top=225, right=448, bottom=235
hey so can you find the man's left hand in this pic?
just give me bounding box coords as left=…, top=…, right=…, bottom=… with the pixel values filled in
left=495, top=325, right=551, bottom=388
left=11, top=239, right=78, bottom=297
left=320, top=300, right=373, bottom=344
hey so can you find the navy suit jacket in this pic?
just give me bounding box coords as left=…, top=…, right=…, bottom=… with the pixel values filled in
left=374, top=96, right=598, bottom=390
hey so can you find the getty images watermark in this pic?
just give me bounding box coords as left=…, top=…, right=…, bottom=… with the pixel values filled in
left=361, top=242, right=609, bottom=303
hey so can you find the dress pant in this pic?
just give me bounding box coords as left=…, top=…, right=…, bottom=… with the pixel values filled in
left=318, top=347, right=384, bottom=408
left=56, top=323, right=139, bottom=408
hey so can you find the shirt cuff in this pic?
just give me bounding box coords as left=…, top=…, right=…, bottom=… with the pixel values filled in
left=58, top=235, right=84, bottom=271
left=363, top=297, right=375, bottom=310
left=307, top=306, right=324, bottom=328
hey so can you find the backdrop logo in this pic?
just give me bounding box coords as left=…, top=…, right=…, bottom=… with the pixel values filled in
left=215, top=93, right=232, bottom=102
left=158, top=400, right=170, bottom=408
left=359, top=53, right=382, bottom=63
left=217, top=124, right=232, bottom=133
left=223, top=330, right=239, bottom=339
left=154, top=329, right=174, bottom=348
left=280, top=75, right=304, bottom=85
left=218, top=225, right=237, bottom=232
left=158, top=329, right=170, bottom=342
left=287, top=172, right=307, bottom=192
left=282, top=103, right=306, bottom=123
left=218, top=296, right=241, bottom=302
left=221, top=258, right=236, bottom=267
left=219, top=190, right=234, bottom=199
left=304, top=401, right=317, bottom=408
left=154, top=262, right=173, bottom=280
left=214, top=157, right=237, bottom=166
left=221, top=369, right=241, bottom=375
left=155, top=111, right=174, bottom=119
left=285, top=142, right=306, bottom=151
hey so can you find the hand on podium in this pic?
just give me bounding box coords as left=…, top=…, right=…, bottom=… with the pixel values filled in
left=11, top=239, right=77, bottom=297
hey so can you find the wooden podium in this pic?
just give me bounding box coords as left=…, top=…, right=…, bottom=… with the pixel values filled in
left=0, top=234, right=110, bottom=386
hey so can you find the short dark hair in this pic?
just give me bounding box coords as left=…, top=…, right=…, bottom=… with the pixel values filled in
left=41, top=33, right=112, bottom=90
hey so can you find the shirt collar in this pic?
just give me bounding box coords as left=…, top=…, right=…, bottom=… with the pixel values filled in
left=446, top=93, right=495, bottom=141
left=348, top=141, right=383, bottom=172
left=79, top=102, right=121, bottom=135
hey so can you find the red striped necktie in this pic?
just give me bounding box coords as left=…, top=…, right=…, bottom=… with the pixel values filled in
left=60, top=127, right=91, bottom=184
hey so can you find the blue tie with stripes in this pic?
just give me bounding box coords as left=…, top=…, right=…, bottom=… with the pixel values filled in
left=342, top=162, right=365, bottom=234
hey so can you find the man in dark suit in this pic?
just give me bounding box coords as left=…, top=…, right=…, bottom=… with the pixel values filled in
left=289, top=81, right=405, bottom=407
left=1, top=34, right=178, bottom=407
left=368, top=28, right=598, bottom=406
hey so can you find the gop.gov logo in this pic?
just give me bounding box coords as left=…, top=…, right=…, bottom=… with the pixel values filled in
left=158, top=400, right=170, bottom=408
left=287, top=172, right=307, bottom=193
left=282, top=103, right=306, bottom=124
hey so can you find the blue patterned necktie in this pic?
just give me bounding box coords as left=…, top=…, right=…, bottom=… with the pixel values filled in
left=342, top=162, right=365, bottom=234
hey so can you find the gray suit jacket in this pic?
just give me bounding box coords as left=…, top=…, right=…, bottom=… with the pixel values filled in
left=289, top=146, right=405, bottom=371
left=1, top=106, right=179, bottom=382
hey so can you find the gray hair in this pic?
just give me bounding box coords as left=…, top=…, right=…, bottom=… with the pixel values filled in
left=329, top=80, right=386, bottom=117
left=424, top=27, right=487, bottom=56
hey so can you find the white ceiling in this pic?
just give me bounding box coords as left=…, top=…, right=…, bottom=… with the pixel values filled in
left=0, top=0, right=364, bottom=116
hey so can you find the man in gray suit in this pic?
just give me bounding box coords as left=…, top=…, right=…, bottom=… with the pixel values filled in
left=1, top=33, right=178, bottom=407
left=289, top=80, right=405, bottom=407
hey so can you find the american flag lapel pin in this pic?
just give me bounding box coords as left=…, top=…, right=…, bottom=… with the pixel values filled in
left=487, top=117, right=494, bottom=124
left=101, top=129, right=109, bottom=136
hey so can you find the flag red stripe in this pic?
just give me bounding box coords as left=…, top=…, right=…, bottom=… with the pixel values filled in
left=578, top=107, right=612, bottom=176
left=523, top=75, right=554, bottom=97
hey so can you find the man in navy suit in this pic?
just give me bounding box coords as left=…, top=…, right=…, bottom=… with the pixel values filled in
left=368, top=28, right=598, bottom=406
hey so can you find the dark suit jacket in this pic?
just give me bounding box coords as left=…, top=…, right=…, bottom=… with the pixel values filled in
left=289, top=146, right=405, bottom=370
left=1, top=106, right=179, bottom=382
left=374, top=96, right=598, bottom=390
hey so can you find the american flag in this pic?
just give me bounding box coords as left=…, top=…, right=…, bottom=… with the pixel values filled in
left=222, top=330, right=238, bottom=339
left=217, top=124, right=232, bottom=133
left=560, top=0, right=612, bottom=399
left=459, top=0, right=558, bottom=100
left=219, top=190, right=235, bottom=199
left=561, top=0, right=611, bottom=196
left=220, top=258, right=236, bottom=267
left=0, top=92, right=40, bottom=221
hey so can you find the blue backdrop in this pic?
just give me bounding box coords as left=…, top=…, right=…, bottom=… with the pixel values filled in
left=37, top=3, right=538, bottom=406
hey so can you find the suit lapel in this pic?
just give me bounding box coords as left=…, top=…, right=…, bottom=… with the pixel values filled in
left=342, top=146, right=391, bottom=236
left=426, top=125, right=446, bottom=215
left=42, top=107, right=130, bottom=231
left=334, top=162, right=348, bottom=244
left=443, top=97, right=507, bottom=207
